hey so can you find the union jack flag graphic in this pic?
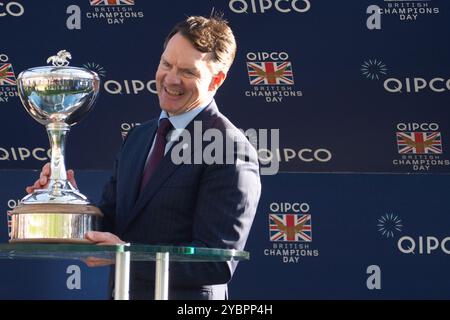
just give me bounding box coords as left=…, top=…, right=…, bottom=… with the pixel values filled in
left=90, top=0, right=134, bottom=6
left=0, top=63, right=16, bottom=86
left=396, top=132, right=442, bottom=154
left=247, top=61, right=294, bottom=85
left=269, top=214, right=312, bottom=242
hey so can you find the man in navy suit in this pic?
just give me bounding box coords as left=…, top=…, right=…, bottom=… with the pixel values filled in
left=27, top=15, right=261, bottom=300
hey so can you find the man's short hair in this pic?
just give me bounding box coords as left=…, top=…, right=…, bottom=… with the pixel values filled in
left=164, top=15, right=237, bottom=73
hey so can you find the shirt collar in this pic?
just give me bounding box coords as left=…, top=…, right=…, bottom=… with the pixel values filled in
left=158, top=99, right=212, bottom=130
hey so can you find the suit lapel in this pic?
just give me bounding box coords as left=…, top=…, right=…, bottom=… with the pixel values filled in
left=123, top=101, right=219, bottom=231
left=116, top=121, right=157, bottom=235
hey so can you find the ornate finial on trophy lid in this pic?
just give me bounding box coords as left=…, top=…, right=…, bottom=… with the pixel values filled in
left=46, top=50, right=72, bottom=67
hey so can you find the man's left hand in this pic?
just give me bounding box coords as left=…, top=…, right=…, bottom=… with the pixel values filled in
left=85, top=231, right=126, bottom=245
left=83, top=231, right=126, bottom=267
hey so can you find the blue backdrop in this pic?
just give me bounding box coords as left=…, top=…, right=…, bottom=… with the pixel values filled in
left=1, top=0, right=449, bottom=299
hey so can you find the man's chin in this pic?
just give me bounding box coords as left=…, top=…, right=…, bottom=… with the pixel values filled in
left=159, top=100, right=202, bottom=116
left=160, top=103, right=185, bottom=116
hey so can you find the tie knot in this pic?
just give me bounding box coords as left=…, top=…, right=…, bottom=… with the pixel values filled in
left=157, top=118, right=173, bottom=136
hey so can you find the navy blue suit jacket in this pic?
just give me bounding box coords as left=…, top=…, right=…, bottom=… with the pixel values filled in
left=98, top=101, right=261, bottom=299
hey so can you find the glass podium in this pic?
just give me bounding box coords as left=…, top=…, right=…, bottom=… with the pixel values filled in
left=0, top=243, right=249, bottom=300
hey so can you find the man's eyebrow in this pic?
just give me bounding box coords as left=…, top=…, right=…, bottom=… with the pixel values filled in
left=160, top=56, right=199, bottom=73
left=180, top=66, right=198, bottom=73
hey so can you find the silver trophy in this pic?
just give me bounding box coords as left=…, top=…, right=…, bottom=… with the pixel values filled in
left=9, top=50, right=103, bottom=243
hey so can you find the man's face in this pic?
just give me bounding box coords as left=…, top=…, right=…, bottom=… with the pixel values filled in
left=156, top=33, right=224, bottom=116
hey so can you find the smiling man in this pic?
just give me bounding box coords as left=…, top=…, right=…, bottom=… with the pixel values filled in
left=156, top=32, right=226, bottom=116
left=27, top=15, right=261, bottom=300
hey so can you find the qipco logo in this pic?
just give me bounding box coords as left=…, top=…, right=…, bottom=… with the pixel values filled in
left=259, top=148, right=332, bottom=163
left=229, top=0, right=311, bottom=14
left=104, top=79, right=157, bottom=95
left=398, top=236, right=450, bottom=255
left=0, top=147, right=51, bottom=161
left=247, top=51, right=289, bottom=61
left=397, top=122, right=439, bottom=132
left=0, top=1, right=25, bottom=17
left=270, top=202, right=310, bottom=213
left=384, top=77, right=450, bottom=93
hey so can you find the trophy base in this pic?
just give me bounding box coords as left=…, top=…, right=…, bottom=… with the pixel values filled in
left=9, top=203, right=103, bottom=244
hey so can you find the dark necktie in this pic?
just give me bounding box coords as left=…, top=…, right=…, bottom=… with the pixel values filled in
left=140, top=118, right=173, bottom=191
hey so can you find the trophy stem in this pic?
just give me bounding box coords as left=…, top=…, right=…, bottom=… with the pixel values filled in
left=46, top=122, right=70, bottom=197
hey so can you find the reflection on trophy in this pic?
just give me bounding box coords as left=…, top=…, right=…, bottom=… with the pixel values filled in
left=9, top=50, right=102, bottom=243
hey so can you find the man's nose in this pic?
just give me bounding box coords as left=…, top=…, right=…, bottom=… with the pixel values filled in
left=164, top=69, right=181, bottom=85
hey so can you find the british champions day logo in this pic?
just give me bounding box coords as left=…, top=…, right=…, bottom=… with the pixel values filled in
left=0, top=54, right=18, bottom=103
left=367, top=0, right=440, bottom=30
left=264, top=202, right=319, bottom=263
left=393, top=122, right=449, bottom=171
left=245, top=52, right=302, bottom=103
left=87, top=0, right=144, bottom=25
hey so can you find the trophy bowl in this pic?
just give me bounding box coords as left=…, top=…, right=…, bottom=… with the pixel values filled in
left=9, top=50, right=103, bottom=243
left=17, top=66, right=99, bottom=126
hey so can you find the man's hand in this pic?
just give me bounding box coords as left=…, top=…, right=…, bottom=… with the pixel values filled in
left=85, top=231, right=126, bottom=245
left=25, top=162, right=78, bottom=194
left=83, top=231, right=126, bottom=267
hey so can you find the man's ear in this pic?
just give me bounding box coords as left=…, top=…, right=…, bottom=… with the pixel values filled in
left=209, top=71, right=227, bottom=92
